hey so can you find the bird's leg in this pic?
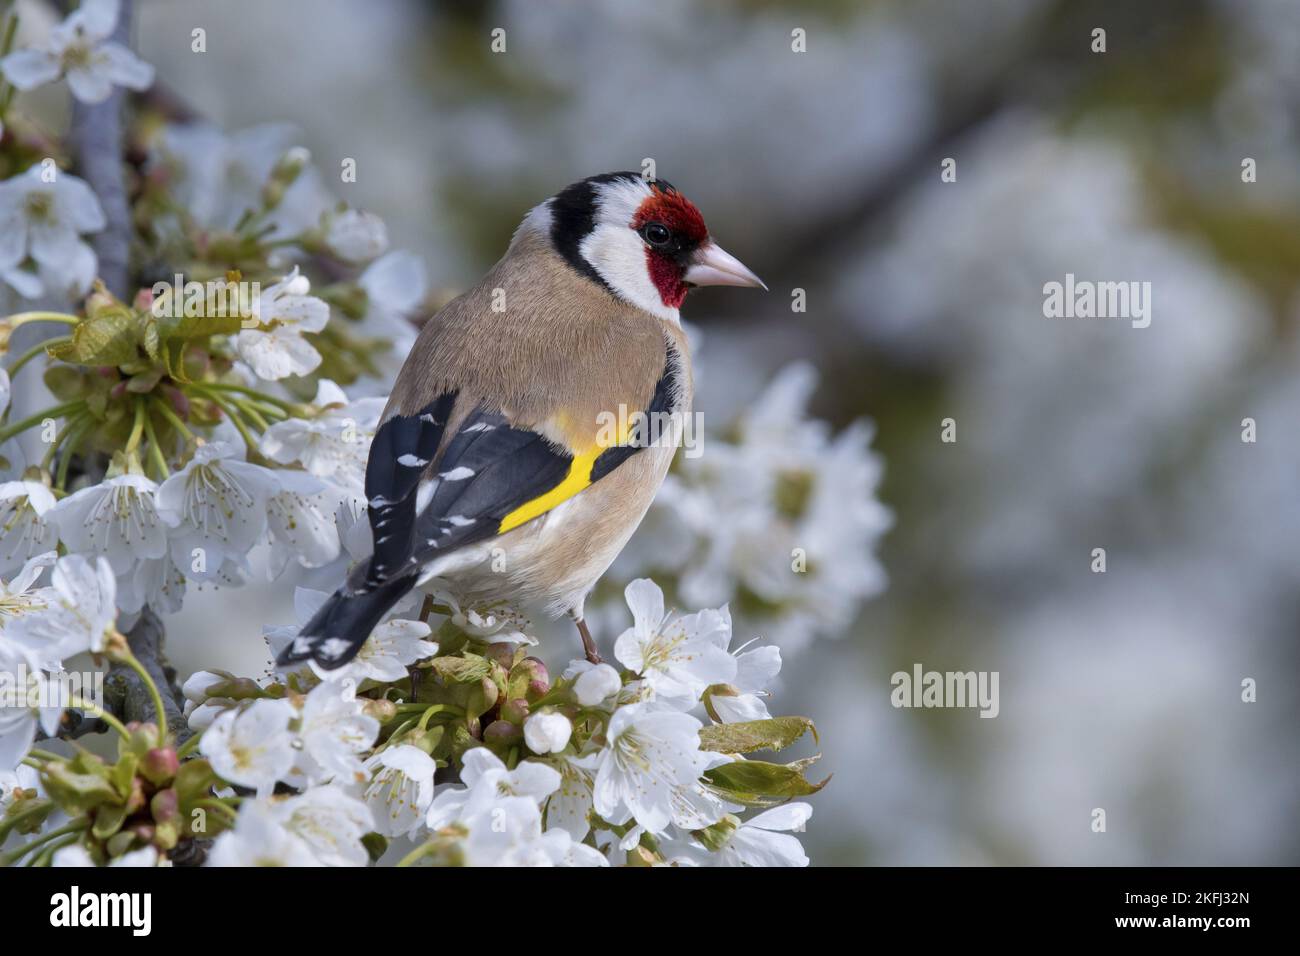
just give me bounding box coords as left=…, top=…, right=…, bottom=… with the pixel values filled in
left=573, top=616, right=602, bottom=664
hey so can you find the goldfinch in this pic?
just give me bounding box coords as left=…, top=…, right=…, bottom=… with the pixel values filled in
left=278, top=172, right=765, bottom=670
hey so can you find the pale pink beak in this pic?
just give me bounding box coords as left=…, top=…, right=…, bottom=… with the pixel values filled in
left=683, top=241, right=767, bottom=290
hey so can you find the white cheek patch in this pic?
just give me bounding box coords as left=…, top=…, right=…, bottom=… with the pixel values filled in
left=581, top=178, right=681, bottom=323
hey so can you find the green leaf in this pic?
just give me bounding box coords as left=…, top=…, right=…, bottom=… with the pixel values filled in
left=699, top=716, right=817, bottom=755
left=172, top=758, right=218, bottom=805
left=704, top=756, right=829, bottom=807
left=46, top=311, right=140, bottom=366
left=41, top=762, right=120, bottom=814
left=156, top=311, right=245, bottom=342
left=92, top=800, right=130, bottom=840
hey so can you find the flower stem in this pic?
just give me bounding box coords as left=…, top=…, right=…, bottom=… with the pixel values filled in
left=0, top=818, right=89, bottom=867
left=55, top=415, right=94, bottom=490
left=125, top=396, right=146, bottom=454
left=4, top=335, right=69, bottom=380
left=142, top=409, right=171, bottom=478
left=396, top=841, right=439, bottom=868
left=3, top=311, right=81, bottom=329
left=149, top=395, right=196, bottom=442
left=113, top=639, right=171, bottom=746
left=0, top=400, right=85, bottom=444
left=195, top=798, right=239, bottom=825
left=176, top=732, right=204, bottom=760
left=195, top=386, right=260, bottom=452
left=41, top=410, right=89, bottom=471
left=201, top=381, right=298, bottom=411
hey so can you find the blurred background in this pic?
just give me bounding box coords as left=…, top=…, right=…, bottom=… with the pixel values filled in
left=115, top=0, right=1300, bottom=864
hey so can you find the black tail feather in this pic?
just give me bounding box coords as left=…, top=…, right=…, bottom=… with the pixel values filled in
left=275, top=573, right=417, bottom=670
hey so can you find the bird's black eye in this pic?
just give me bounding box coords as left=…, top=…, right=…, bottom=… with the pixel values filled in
left=642, top=222, right=672, bottom=248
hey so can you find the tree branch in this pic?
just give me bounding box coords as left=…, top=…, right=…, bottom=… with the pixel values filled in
left=105, top=606, right=192, bottom=744
left=67, top=0, right=135, bottom=300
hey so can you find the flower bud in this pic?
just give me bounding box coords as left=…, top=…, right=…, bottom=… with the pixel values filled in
left=483, top=720, right=521, bottom=748
left=325, top=209, right=389, bottom=263
left=181, top=669, right=236, bottom=704
left=523, top=711, right=572, bottom=754
left=500, top=698, right=530, bottom=726
left=511, top=657, right=549, bottom=701
left=484, top=643, right=517, bottom=671
left=106, top=831, right=137, bottom=858
left=573, top=663, right=622, bottom=706
left=262, top=147, right=311, bottom=209
left=361, top=698, right=398, bottom=723
left=140, top=747, right=179, bottom=786
left=150, top=787, right=179, bottom=824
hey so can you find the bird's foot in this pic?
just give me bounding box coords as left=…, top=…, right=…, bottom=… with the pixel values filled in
left=574, top=617, right=602, bottom=664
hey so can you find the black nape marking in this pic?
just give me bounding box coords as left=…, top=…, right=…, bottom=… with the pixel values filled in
left=549, top=171, right=676, bottom=291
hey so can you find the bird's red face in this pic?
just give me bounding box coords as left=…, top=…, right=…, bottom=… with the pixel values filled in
left=545, top=172, right=766, bottom=320
left=631, top=185, right=711, bottom=309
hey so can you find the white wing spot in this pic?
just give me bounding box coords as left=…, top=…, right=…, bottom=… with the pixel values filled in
left=439, top=467, right=475, bottom=481
left=398, top=454, right=428, bottom=467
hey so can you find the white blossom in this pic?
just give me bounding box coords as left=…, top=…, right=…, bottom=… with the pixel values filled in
left=581, top=701, right=727, bottom=836
left=523, top=711, right=572, bottom=754
left=613, top=578, right=736, bottom=707
left=0, top=551, right=56, bottom=626
left=420, top=579, right=537, bottom=646
left=52, top=844, right=160, bottom=867
left=264, top=468, right=343, bottom=575
left=292, top=681, right=379, bottom=784
left=0, top=640, right=59, bottom=769
left=206, top=798, right=321, bottom=867
left=705, top=613, right=782, bottom=723
left=425, top=748, right=604, bottom=866
left=235, top=269, right=331, bottom=381
left=260, top=390, right=385, bottom=492
left=156, top=441, right=280, bottom=582
left=712, top=803, right=812, bottom=867
left=0, top=164, right=105, bottom=297
left=48, top=474, right=167, bottom=573
left=567, top=661, right=622, bottom=707
left=113, top=551, right=186, bottom=619
left=199, top=699, right=296, bottom=798
left=542, top=754, right=596, bottom=841
left=0, top=0, right=153, bottom=104
left=0, top=480, right=60, bottom=579
left=362, top=744, right=437, bottom=838
left=426, top=747, right=560, bottom=830
left=270, top=785, right=374, bottom=866
left=6, top=554, right=116, bottom=663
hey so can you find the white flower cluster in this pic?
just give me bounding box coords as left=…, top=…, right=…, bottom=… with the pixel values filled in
left=185, top=578, right=811, bottom=867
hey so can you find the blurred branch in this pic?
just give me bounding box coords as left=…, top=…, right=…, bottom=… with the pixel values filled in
left=67, top=0, right=135, bottom=300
